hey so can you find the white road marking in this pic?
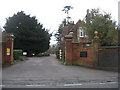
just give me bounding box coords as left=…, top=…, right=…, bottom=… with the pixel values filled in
left=26, top=85, right=46, bottom=87
left=109, top=82, right=117, bottom=84
left=64, top=83, right=82, bottom=86
left=0, top=85, right=5, bottom=87
left=99, top=83, right=106, bottom=84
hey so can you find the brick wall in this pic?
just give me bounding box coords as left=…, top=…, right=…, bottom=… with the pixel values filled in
left=72, top=43, right=97, bottom=67
left=64, top=36, right=119, bottom=71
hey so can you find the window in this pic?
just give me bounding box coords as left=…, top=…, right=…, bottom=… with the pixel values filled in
left=79, top=27, right=84, bottom=37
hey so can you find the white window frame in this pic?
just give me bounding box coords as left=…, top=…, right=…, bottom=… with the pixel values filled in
left=79, top=27, right=84, bottom=37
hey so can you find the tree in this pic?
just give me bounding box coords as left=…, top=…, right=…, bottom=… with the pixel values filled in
left=85, top=9, right=118, bottom=46
left=4, top=11, right=51, bottom=56
left=54, top=19, right=67, bottom=43
left=54, top=24, right=62, bottom=43
left=62, top=6, right=73, bottom=24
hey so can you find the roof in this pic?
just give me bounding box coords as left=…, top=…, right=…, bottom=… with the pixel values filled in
left=61, top=24, right=74, bottom=37
left=70, top=20, right=85, bottom=32
left=61, top=20, right=85, bottom=37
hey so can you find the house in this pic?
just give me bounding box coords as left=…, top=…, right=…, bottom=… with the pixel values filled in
left=59, top=19, right=119, bottom=71
left=59, top=19, right=100, bottom=67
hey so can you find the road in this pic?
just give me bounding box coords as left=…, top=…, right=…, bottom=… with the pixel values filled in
left=2, top=55, right=118, bottom=88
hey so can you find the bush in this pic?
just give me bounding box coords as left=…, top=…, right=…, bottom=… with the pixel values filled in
left=58, top=58, right=65, bottom=63
left=13, top=50, right=23, bottom=60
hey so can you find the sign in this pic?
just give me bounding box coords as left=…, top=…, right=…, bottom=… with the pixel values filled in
left=6, top=48, right=10, bottom=55
left=7, top=52, right=10, bottom=55
left=80, top=51, right=87, bottom=57
left=7, top=48, right=10, bottom=53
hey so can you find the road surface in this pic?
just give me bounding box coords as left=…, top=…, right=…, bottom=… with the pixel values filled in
left=2, top=55, right=118, bottom=88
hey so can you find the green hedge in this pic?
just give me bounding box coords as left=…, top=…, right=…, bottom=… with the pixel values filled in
left=58, top=58, right=65, bottom=63
left=13, top=50, right=23, bottom=60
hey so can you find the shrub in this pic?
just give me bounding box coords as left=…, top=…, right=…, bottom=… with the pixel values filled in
left=13, top=50, right=23, bottom=60
left=59, top=58, right=65, bottom=63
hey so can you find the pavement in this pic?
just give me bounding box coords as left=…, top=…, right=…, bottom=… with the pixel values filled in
left=2, top=55, right=119, bottom=88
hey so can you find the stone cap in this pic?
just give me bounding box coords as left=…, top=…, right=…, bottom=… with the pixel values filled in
left=2, top=32, right=15, bottom=41
left=65, top=34, right=73, bottom=39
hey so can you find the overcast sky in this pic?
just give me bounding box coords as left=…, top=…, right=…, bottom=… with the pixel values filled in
left=0, top=0, right=119, bottom=44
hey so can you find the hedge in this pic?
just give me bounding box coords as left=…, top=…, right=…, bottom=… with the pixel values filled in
left=13, top=50, right=23, bottom=60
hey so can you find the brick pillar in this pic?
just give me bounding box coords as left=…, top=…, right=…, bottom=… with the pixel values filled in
left=64, top=34, right=73, bottom=65
left=93, top=31, right=100, bottom=67
left=3, top=34, right=14, bottom=64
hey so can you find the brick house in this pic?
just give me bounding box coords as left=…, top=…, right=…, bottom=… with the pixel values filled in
left=59, top=20, right=94, bottom=65
left=59, top=20, right=119, bottom=70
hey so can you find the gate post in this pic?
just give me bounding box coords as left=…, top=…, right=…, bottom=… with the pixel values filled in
left=2, top=34, right=14, bottom=65
left=93, top=31, right=100, bottom=67
left=64, top=34, right=73, bottom=65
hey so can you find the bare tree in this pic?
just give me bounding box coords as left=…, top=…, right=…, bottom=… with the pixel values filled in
left=62, top=6, right=73, bottom=24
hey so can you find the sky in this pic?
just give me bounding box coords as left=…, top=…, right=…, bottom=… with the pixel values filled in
left=0, top=0, right=119, bottom=44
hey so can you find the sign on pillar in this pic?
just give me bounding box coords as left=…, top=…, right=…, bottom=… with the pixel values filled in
left=6, top=48, right=10, bottom=55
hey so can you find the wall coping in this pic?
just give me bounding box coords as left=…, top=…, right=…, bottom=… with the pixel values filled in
left=65, top=34, right=73, bottom=39
left=100, top=46, right=120, bottom=49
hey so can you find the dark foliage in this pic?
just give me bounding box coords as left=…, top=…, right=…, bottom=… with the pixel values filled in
left=4, top=11, right=51, bottom=56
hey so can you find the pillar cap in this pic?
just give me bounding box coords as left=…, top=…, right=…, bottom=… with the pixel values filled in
left=65, top=34, right=73, bottom=39
left=2, top=32, right=15, bottom=41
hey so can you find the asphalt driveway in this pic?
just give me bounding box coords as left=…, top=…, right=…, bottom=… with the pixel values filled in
left=2, top=55, right=118, bottom=88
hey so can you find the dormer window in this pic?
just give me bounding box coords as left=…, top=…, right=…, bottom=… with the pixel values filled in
left=79, top=27, right=84, bottom=37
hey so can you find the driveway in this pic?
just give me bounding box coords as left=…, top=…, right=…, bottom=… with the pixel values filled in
left=2, top=55, right=118, bottom=88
